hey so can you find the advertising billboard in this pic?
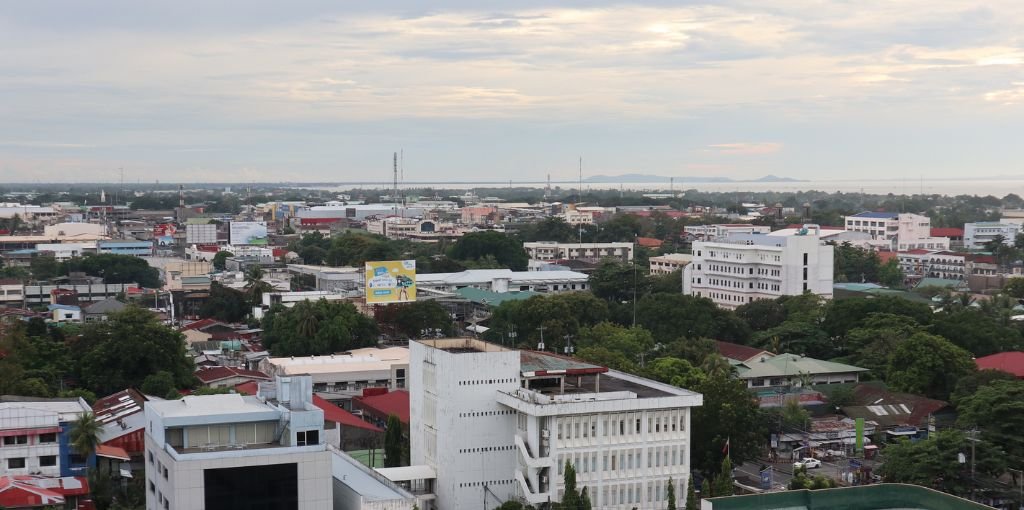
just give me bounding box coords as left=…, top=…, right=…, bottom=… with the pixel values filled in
left=365, top=260, right=416, bottom=304
left=153, top=223, right=177, bottom=246
left=186, top=223, right=218, bottom=245
left=230, top=221, right=268, bottom=246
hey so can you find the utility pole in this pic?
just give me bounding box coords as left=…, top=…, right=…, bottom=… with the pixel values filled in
left=537, top=326, right=546, bottom=351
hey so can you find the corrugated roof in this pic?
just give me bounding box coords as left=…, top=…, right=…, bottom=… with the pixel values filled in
left=849, top=211, right=898, bottom=219
left=737, top=353, right=867, bottom=379
left=519, top=350, right=608, bottom=377
left=716, top=341, right=770, bottom=363
left=353, top=390, right=410, bottom=424
left=312, top=395, right=382, bottom=432
left=454, top=287, right=538, bottom=306
left=975, top=351, right=1024, bottom=378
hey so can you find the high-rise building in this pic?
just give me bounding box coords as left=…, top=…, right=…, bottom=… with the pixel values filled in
left=409, top=338, right=702, bottom=509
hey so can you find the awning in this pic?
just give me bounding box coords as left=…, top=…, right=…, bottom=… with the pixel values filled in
left=95, top=444, right=131, bottom=461
left=0, top=426, right=61, bottom=438
left=466, top=324, right=490, bottom=333
left=119, top=468, right=133, bottom=479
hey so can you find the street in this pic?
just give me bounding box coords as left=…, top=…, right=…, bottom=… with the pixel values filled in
left=737, top=456, right=883, bottom=491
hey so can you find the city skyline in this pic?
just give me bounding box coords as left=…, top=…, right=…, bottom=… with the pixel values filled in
left=2, top=1, right=1024, bottom=182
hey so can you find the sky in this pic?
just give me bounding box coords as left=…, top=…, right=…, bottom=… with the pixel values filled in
left=2, top=1, right=1024, bottom=184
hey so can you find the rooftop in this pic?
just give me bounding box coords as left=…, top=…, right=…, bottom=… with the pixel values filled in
left=454, top=287, right=539, bottom=307
left=716, top=341, right=771, bottom=363
left=735, top=353, right=867, bottom=379
left=703, top=483, right=991, bottom=510
left=146, top=393, right=275, bottom=420
left=413, top=337, right=513, bottom=354
left=520, top=350, right=608, bottom=377
left=849, top=211, right=899, bottom=219
left=353, top=390, right=410, bottom=424
left=416, top=269, right=588, bottom=285
left=265, top=346, right=409, bottom=375
left=194, top=366, right=271, bottom=384
left=975, top=351, right=1024, bottom=378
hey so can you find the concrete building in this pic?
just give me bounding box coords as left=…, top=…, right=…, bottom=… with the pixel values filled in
left=409, top=338, right=703, bottom=510
left=648, top=254, right=693, bottom=275
left=144, top=375, right=332, bottom=510
left=963, top=222, right=1021, bottom=251
left=844, top=212, right=949, bottom=251
left=259, top=347, right=410, bottom=404
left=331, top=447, right=418, bottom=510
left=416, top=269, right=589, bottom=294
left=733, top=353, right=867, bottom=391
left=98, top=240, right=153, bottom=257
left=0, top=397, right=94, bottom=478
left=43, top=222, right=106, bottom=238
left=523, top=242, right=633, bottom=263
left=683, top=224, right=770, bottom=242
left=34, top=243, right=96, bottom=261
left=683, top=227, right=835, bottom=309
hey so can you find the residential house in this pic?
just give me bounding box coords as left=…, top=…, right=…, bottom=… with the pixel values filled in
left=974, top=351, right=1024, bottom=379
left=82, top=298, right=126, bottom=322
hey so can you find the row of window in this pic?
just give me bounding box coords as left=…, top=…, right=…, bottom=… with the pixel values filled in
left=558, top=445, right=688, bottom=476
left=698, top=291, right=759, bottom=303
left=555, top=479, right=685, bottom=507
left=556, top=412, right=685, bottom=442
left=458, top=378, right=516, bottom=386
left=148, top=479, right=171, bottom=509
left=2, top=433, right=56, bottom=446
left=6, top=456, right=57, bottom=469
left=458, top=445, right=514, bottom=454
left=458, top=479, right=514, bottom=488
left=458, top=410, right=515, bottom=417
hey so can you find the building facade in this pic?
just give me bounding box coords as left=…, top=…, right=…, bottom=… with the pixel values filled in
left=409, top=338, right=702, bottom=510
left=683, top=224, right=770, bottom=242
left=416, top=269, right=589, bottom=294
left=144, top=375, right=332, bottom=510
left=963, top=222, right=1022, bottom=251
left=523, top=242, right=633, bottom=263
left=683, top=228, right=834, bottom=309
left=0, top=398, right=93, bottom=478
left=648, top=254, right=693, bottom=275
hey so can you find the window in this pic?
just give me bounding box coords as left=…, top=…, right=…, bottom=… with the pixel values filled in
left=296, top=430, right=320, bottom=446
left=149, top=480, right=155, bottom=494
left=38, top=432, right=57, bottom=444
left=7, top=458, right=26, bottom=469
left=40, top=456, right=57, bottom=467
left=3, top=435, right=27, bottom=446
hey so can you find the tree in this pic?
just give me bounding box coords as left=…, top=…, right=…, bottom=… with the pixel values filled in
left=384, top=414, right=405, bottom=468
left=700, top=478, right=712, bottom=499
left=931, top=309, right=1023, bottom=357
left=198, top=282, right=250, bottom=322
left=212, top=251, right=233, bottom=271
left=956, top=380, right=1024, bottom=470
left=887, top=332, right=975, bottom=401
left=684, top=478, right=698, bottom=510
left=589, top=261, right=649, bottom=304
left=519, top=217, right=577, bottom=243
left=879, top=430, right=1007, bottom=497
left=261, top=299, right=379, bottom=356
left=643, top=358, right=705, bottom=389
left=714, top=457, right=734, bottom=497
left=141, top=371, right=176, bottom=397
left=30, top=254, right=60, bottom=280
left=561, top=461, right=581, bottom=509
left=635, top=293, right=750, bottom=344
left=375, top=301, right=453, bottom=339
left=780, top=397, right=810, bottom=431
left=487, top=293, right=609, bottom=348
left=950, top=369, right=1017, bottom=405
left=734, top=299, right=787, bottom=332
left=448, top=231, right=528, bottom=270
left=70, top=412, right=101, bottom=458
left=666, top=477, right=677, bottom=510
left=842, top=313, right=925, bottom=376
left=74, top=306, right=195, bottom=395
left=579, top=486, right=592, bottom=510
left=243, top=265, right=273, bottom=306
left=63, top=253, right=161, bottom=288
left=691, top=372, right=764, bottom=474
left=877, top=258, right=904, bottom=287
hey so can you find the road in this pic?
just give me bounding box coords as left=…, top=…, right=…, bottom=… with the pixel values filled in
left=737, top=456, right=883, bottom=491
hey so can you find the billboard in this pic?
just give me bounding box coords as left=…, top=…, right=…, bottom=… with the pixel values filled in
left=154, top=223, right=177, bottom=246
left=365, top=260, right=416, bottom=304
left=230, top=221, right=268, bottom=246
left=186, top=223, right=218, bottom=244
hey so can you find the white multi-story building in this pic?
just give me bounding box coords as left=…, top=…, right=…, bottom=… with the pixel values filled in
left=648, top=254, right=693, bottom=275
left=964, top=222, right=1022, bottom=251
left=144, top=375, right=332, bottom=510
left=0, top=398, right=92, bottom=478
left=683, top=227, right=835, bottom=309
left=523, top=242, right=633, bottom=263
left=409, top=338, right=702, bottom=510
left=683, top=224, right=770, bottom=242
left=844, top=212, right=949, bottom=251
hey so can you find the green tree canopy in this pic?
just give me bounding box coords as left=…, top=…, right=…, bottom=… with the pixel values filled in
left=384, top=414, right=405, bottom=468
left=886, top=332, right=975, bottom=401
left=375, top=301, right=453, bottom=339
left=198, top=282, right=250, bottom=323
left=635, top=293, right=750, bottom=344
left=212, top=251, right=234, bottom=271
left=930, top=309, right=1023, bottom=357
left=956, top=380, right=1024, bottom=470
left=261, top=299, right=379, bottom=356
left=448, top=231, right=528, bottom=270
left=691, top=372, right=764, bottom=474
left=63, top=253, right=161, bottom=288
left=879, top=430, right=1007, bottom=497
left=74, top=306, right=195, bottom=395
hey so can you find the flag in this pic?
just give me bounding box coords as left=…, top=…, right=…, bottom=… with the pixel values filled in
left=722, top=437, right=730, bottom=455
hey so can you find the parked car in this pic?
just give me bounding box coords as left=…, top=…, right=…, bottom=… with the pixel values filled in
left=794, top=457, right=822, bottom=470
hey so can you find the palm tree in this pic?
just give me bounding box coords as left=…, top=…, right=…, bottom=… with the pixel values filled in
left=296, top=302, right=320, bottom=338
left=701, top=354, right=734, bottom=379
left=70, top=412, right=101, bottom=458
left=244, top=265, right=273, bottom=306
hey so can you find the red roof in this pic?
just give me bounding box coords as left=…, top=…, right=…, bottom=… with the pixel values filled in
left=716, top=341, right=769, bottom=362
left=95, top=445, right=130, bottom=461
left=194, top=366, right=270, bottom=384
left=234, top=381, right=260, bottom=395
left=931, top=227, right=964, bottom=237
left=975, top=352, right=1024, bottom=378
left=967, top=254, right=996, bottom=264
left=877, top=251, right=899, bottom=264
left=901, top=249, right=933, bottom=255
left=312, top=395, right=382, bottom=433
left=636, top=237, right=663, bottom=248
left=0, top=476, right=91, bottom=508
left=353, top=390, right=410, bottom=425
left=179, top=318, right=221, bottom=332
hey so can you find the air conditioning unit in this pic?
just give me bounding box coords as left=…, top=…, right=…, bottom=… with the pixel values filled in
left=541, top=429, right=549, bottom=438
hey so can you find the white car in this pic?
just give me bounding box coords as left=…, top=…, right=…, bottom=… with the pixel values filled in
left=793, top=457, right=822, bottom=470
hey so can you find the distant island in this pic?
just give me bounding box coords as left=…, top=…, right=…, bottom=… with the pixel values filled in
left=583, top=173, right=804, bottom=183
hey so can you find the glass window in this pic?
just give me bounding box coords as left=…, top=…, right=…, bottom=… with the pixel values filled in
left=8, top=458, right=26, bottom=469
left=40, top=455, right=57, bottom=467
left=38, top=433, right=57, bottom=443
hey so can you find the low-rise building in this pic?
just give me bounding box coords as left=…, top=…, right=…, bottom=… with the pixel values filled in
left=648, top=253, right=693, bottom=275
left=683, top=224, right=770, bottom=242
left=144, top=375, right=332, bottom=510
left=523, top=241, right=633, bottom=263
left=963, top=221, right=1021, bottom=250
left=416, top=269, right=589, bottom=294
left=733, top=353, right=867, bottom=391
left=259, top=347, right=410, bottom=404
left=194, top=367, right=272, bottom=389
left=0, top=397, right=94, bottom=478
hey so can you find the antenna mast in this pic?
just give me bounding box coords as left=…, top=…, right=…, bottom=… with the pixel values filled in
left=578, top=157, right=583, bottom=244
left=393, top=152, right=400, bottom=216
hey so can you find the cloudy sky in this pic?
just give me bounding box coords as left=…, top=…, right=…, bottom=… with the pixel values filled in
left=2, top=1, right=1023, bottom=183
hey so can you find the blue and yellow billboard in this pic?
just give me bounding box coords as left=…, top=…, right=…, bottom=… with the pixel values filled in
left=365, top=260, right=416, bottom=304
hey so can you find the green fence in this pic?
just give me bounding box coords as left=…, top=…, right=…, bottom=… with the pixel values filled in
left=707, top=484, right=993, bottom=510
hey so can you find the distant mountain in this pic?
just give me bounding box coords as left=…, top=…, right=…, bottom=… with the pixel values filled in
left=582, top=173, right=803, bottom=183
